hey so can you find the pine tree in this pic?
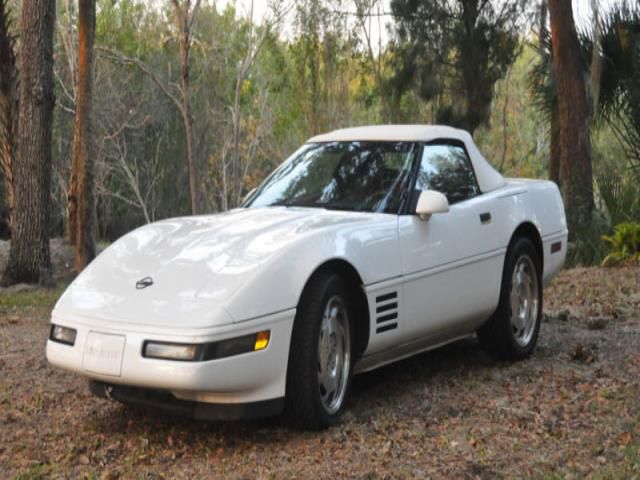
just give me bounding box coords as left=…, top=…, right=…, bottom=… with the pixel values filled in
left=390, top=0, right=521, bottom=134
left=2, top=0, right=56, bottom=285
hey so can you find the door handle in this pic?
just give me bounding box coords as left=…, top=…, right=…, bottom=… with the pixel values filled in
left=479, top=212, right=492, bottom=224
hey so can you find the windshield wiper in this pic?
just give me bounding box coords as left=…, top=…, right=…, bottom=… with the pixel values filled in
left=313, top=202, right=356, bottom=211
left=270, top=198, right=355, bottom=211
left=270, top=193, right=324, bottom=208
left=270, top=199, right=298, bottom=207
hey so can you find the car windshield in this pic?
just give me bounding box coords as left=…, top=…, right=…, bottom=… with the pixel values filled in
left=246, top=141, right=416, bottom=213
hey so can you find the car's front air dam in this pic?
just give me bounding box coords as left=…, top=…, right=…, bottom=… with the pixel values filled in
left=88, top=381, right=285, bottom=420
left=46, top=308, right=296, bottom=405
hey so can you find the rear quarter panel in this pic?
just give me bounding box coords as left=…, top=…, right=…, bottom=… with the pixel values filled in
left=499, top=179, right=568, bottom=286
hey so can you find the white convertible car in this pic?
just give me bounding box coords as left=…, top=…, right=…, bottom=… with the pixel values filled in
left=47, top=125, right=567, bottom=429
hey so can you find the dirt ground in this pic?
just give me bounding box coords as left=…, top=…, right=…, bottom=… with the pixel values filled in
left=0, top=241, right=639, bottom=478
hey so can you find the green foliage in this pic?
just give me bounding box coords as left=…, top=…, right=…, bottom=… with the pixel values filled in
left=596, top=170, right=640, bottom=226
left=390, top=0, right=521, bottom=133
left=527, top=3, right=640, bottom=175
left=528, top=3, right=640, bottom=177
left=13, top=464, right=49, bottom=480
left=475, top=46, right=548, bottom=178
left=566, top=212, right=611, bottom=267
left=598, top=3, right=640, bottom=175
left=527, top=32, right=554, bottom=123
left=37, top=0, right=640, bottom=255
left=0, top=283, right=66, bottom=312
left=527, top=22, right=592, bottom=124
left=598, top=4, right=640, bottom=116
left=602, top=222, right=640, bottom=266
left=289, top=0, right=355, bottom=135
left=48, top=0, right=398, bottom=236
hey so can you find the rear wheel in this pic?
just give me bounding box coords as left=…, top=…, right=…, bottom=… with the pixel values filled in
left=478, top=237, right=542, bottom=360
left=286, top=272, right=353, bottom=429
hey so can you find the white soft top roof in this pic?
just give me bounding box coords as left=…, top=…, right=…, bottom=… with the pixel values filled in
left=307, top=125, right=505, bottom=193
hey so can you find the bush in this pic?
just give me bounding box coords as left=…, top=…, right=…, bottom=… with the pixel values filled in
left=566, top=211, right=611, bottom=267
left=602, top=222, right=640, bottom=266
left=597, top=171, right=640, bottom=226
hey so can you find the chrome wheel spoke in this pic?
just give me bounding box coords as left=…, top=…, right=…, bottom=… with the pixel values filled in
left=509, top=255, right=539, bottom=347
left=327, top=312, right=338, bottom=337
left=323, top=369, right=338, bottom=396
left=319, top=366, right=335, bottom=395
left=318, top=342, right=329, bottom=376
left=510, top=286, right=522, bottom=329
left=317, top=295, right=351, bottom=415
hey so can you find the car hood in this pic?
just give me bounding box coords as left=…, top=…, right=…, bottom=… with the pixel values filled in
left=54, top=207, right=373, bottom=328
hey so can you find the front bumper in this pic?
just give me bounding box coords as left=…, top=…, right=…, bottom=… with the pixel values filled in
left=46, top=308, right=295, bottom=407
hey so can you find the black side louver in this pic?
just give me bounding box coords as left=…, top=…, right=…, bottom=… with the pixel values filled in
left=375, top=291, right=398, bottom=333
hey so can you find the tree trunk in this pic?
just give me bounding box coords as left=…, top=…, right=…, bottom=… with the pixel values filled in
left=0, top=0, right=16, bottom=232
left=549, top=107, right=561, bottom=185
left=179, top=38, right=198, bottom=215
left=2, top=0, right=55, bottom=286
left=356, top=0, right=392, bottom=123
left=173, top=0, right=199, bottom=215
left=548, top=0, right=594, bottom=238
left=589, top=0, right=602, bottom=116
left=498, top=68, right=512, bottom=173
left=66, top=153, right=78, bottom=243
left=539, top=0, right=561, bottom=186
left=73, top=0, right=97, bottom=270
left=64, top=0, right=79, bottom=245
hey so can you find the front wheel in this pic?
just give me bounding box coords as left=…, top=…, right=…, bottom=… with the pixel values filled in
left=286, top=272, right=353, bottom=429
left=478, top=237, right=542, bottom=361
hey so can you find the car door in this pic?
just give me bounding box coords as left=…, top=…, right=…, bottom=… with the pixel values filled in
left=398, top=141, right=504, bottom=342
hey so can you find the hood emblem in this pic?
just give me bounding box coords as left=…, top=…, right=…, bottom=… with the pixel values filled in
left=136, top=276, right=154, bottom=290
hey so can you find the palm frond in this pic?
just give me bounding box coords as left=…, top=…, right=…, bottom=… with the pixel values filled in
left=596, top=170, right=640, bottom=226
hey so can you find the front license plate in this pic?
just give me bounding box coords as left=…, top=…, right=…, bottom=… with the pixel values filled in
left=83, top=332, right=126, bottom=377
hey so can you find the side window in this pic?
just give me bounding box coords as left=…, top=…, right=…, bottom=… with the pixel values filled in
left=415, top=143, right=480, bottom=204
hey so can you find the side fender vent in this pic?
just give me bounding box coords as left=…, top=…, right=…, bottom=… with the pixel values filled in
left=375, top=291, right=398, bottom=334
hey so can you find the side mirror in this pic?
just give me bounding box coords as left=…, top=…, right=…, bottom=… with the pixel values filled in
left=415, top=190, right=449, bottom=221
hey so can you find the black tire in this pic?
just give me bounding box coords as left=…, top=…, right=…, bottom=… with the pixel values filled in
left=477, top=237, right=543, bottom=361
left=286, top=272, right=353, bottom=430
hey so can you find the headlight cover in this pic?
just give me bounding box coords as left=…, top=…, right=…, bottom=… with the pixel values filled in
left=49, top=324, right=78, bottom=346
left=143, top=330, right=270, bottom=362
left=143, top=342, right=199, bottom=361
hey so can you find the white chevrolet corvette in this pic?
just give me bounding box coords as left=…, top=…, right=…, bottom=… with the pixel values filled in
left=47, top=125, right=567, bottom=429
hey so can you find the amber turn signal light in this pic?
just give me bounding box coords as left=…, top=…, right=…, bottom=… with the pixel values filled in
left=254, top=330, right=270, bottom=351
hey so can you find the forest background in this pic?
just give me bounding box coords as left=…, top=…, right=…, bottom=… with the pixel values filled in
left=1, top=0, right=639, bottom=285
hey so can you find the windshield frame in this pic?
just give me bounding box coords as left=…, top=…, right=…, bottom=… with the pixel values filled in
left=243, top=141, right=420, bottom=215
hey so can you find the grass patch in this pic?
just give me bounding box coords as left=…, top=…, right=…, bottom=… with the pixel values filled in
left=0, top=283, right=68, bottom=311
left=13, top=464, right=50, bottom=480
